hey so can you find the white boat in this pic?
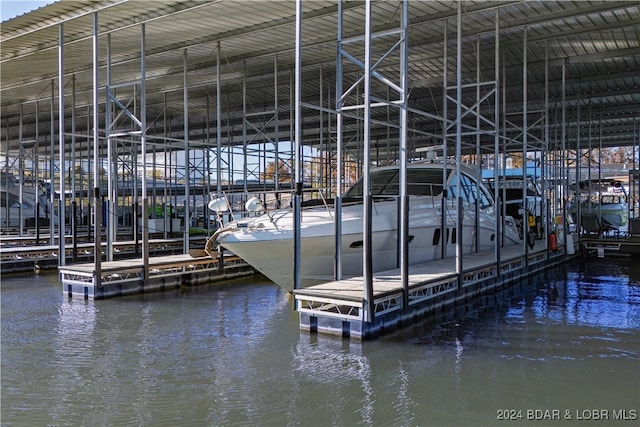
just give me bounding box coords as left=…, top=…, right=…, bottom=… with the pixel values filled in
left=569, top=179, right=629, bottom=229
left=1, top=172, right=54, bottom=228
left=204, top=161, right=521, bottom=292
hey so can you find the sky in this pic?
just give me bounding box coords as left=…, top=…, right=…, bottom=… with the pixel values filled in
left=1, top=0, right=55, bottom=22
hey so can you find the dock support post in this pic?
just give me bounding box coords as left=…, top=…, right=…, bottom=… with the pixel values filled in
left=92, top=12, right=102, bottom=286
left=362, top=0, right=375, bottom=322
left=399, top=0, right=410, bottom=310
left=293, top=0, right=303, bottom=292
left=57, top=23, right=67, bottom=265
left=141, top=24, right=149, bottom=289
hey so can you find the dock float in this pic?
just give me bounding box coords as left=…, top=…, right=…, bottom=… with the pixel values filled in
left=59, top=254, right=254, bottom=299
left=294, top=242, right=570, bottom=340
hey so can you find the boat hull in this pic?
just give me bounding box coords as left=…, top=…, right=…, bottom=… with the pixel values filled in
left=220, top=219, right=510, bottom=292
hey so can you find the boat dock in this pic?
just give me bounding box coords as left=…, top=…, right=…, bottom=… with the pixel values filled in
left=580, top=235, right=640, bottom=257
left=59, top=254, right=254, bottom=299
left=294, top=241, right=570, bottom=340
left=0, top=237, right=203, bottom=273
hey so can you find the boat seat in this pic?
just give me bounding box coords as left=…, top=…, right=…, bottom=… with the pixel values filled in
left=581, top=213, right=617, bottom=237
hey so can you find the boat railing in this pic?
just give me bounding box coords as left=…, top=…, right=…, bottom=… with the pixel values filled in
left=208, top=186, right=338, bottom=222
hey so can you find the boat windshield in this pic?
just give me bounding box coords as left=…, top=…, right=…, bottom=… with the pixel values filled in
left=343, top=168, right=448, bottom=197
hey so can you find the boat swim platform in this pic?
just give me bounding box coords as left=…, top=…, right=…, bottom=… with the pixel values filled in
left=59, top=254, right=255, bottom=300
left=0, top=237, right=205, bottom=274
left=294, top=241, right=572, bottom=340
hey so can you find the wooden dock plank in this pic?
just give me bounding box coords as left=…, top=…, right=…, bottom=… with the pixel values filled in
left=295, top=241, right=549, bottom=300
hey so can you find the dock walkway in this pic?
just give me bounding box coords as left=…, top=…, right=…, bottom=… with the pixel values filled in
left=59, top=253, right=254, bottom=299
left=294, top=241, right=567, bottom=339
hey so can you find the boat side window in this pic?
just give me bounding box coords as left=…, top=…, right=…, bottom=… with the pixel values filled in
left=343, top=169, right=399, bottom=197
left=449, top=173, right=492, bottom=208
left=372, top=170, right=399, bottom=195
left=1, top=194, right=22, bottom=208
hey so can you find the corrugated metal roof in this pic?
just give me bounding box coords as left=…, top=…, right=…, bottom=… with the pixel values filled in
left=1, top=0, right=639, bottom=159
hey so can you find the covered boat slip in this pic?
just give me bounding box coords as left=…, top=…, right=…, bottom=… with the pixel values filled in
left=294, top=240, right=566, bottom=340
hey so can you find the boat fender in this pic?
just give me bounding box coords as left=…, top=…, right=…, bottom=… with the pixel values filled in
left=528, top=213, right=536, bottom=227
left=527, top=231, right=535, bottom=249
left=548, top=231, right=558, bottom=252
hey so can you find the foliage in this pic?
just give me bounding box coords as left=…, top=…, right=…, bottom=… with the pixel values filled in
left=261, top=159, right=292, bottom=182
left=148, top=204, right=175, bottom=218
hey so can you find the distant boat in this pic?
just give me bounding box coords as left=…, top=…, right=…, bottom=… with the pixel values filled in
left=482, top=170, right=543, bottom=239
left=569, top=178, right=629, bottom=228
left=201, top=161, right=522, bottom=292
left=0, top=172, right=55, bottom=228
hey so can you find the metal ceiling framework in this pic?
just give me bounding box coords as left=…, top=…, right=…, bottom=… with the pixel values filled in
left=1, top=0, right=639, bottom=205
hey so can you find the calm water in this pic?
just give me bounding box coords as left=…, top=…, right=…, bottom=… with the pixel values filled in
left=2, top=257, right=639, bottom=426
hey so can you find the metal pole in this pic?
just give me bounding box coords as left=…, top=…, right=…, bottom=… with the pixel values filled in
left=18, top=105, right=24, bottom=235
left=183, top=48, right=190, bottom=250
left=293, top=0, right=303, bottom=291
left=494, top=8, right=501, bottom=270
left=141, top=24, right=149, bottom=283
left=522, top=26, right=528, bottom=258
left=274, top=54, right=280, bottom=192
left=216, top=41, right=222, bottom=197
left=50, top=80, right=55, bottom=244
left=58, top=23, right=66, bottom=265
left=319, top=65, right=324, bottom=192
left=35, top=101, right=40, bottom=243
left=92, top=12, right=102, bottom=285
left=476, top=35, right=481, bottom=253
left=399, top=0, right=409, bottom=308
left=334, top=0, right=343, bottom=281
left=242, top=60, right=248, bottom=193
left=561, top=59, right=567, bottom=247
left=71, top=75, right=77, bottom=261
left=543, top=41, right=549, bottom=255
left=106, top=32, right=114, bottom=261
left=441, top=19, right=448, bottom=260
left=455, top=1, right=463, bottom=279
left=363, top=0, right=374, bottom=320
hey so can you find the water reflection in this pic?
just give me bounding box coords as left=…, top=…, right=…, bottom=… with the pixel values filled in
left=292, top=336, right=374, bottom=424
left=1, top=258, right=639, bottom=426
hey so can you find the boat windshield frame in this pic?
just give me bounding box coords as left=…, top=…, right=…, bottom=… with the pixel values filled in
left=343, top=168, right=448, bottom=198
left=342, top=166, right=494, bottom=210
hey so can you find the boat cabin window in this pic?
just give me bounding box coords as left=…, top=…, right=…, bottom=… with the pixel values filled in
left=343, top=168, right=446, bottom=197
left=601, top=194, right=625, bottom=204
